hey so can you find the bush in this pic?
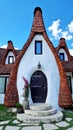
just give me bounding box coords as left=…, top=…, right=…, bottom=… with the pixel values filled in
left=16, top=103, right=22, bottom=108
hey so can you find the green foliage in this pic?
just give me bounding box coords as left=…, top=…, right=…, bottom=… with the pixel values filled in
left=0, top=104, right=16, bottom=121
left=0, top=104, right=73, bottom=130
left=15, top=103, right=22, bottom=108
left=0, top=104, right=7, bottom=112
left=63, top=110, right=73, bottom=118
left=23, top=87, right=29, bottom=98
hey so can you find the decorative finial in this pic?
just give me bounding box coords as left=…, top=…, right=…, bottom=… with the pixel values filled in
left=37, top=62, right=41, bottom=69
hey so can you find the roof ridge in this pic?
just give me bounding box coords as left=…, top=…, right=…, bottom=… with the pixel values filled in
left=31, top=7, right=46, bottom=33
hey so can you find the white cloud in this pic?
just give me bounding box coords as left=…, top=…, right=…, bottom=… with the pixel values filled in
left=0, top=45, right=7, bottom=48
left=71, top=43, right=73, bottom=47
left=68, top=21, right=73, bottom=33
left=0, top=44, right=18, bottom=50
left=48, top=19, right=73, bottom=41
left=48, top=19, right=62, bottom=39
left=69, top=49, right=73, bottom=56
left=61, top=31, right=72, bottom=40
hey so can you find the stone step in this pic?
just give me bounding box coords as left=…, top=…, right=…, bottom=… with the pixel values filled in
left=25, top=107, right=57, bottom=116
left=17, top=111, right=63, bottom=124
left=29, top=103, right=51, bottom=111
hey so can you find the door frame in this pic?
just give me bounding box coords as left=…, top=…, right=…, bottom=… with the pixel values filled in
left=30, top=70, right=47, bottom=103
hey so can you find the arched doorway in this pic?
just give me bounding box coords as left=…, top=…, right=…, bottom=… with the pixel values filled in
left=30, top=70, right=47, bottom=103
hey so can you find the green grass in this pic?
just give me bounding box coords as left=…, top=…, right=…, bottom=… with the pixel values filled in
left=58, top=110, right=73, bottom=130
left=0, top=104, right=16, bottom=121
left=0, top=104, right=73, bottom=130
left=63, top=110, right=73, bottom=118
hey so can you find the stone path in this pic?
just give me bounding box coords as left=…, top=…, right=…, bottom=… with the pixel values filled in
left=0, top=117, right=73, bottom=130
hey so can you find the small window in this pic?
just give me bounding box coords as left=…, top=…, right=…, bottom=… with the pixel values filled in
left=35, top=41, right=42, bottom=55
left=59, top=53, right=65, bottom=60
left=0, top=77, right=9, bottom=94
left=8, top=56, right=14, bottom=64
left=67, top=76, right=72, bottom=94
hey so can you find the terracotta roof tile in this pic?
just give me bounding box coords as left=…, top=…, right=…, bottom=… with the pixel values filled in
left=57, top=38, right=71, bottom=61
left=0, top=48, right=6, bottom=64
left=62, top=61, right=73, bottom=72
left=0, top=64, right=12, bottom=75
left=31, top=7, right=46, bottom=33
left=2, top=41, right=17, bottom=65
left=0, top=46, right=20, bottom=65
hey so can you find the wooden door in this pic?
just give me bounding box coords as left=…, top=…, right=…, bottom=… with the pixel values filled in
left=30, top=71, right=47, bottom=103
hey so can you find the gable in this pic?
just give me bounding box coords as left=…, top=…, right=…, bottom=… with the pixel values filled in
left=58, top=48, right=68, bottom=61
left=2, top=41, right=16, bottom=65
left=17, top=34, right=60, bottom=107
left=5, top=51, right=15, bottom=64
left=17, top=34, right=60, bottom=70
left=57, top=38, right=71, bottom=61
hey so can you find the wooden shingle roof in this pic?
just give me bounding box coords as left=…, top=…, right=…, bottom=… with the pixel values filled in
left=62, top=61, right=73, bottom=72
left=56, top=38, right=72, bottom=61
left=0, top=41, right=20, bottom=75
left=0, top=64, right=13, bottom=75
left=0, top=48, right=6, bottom=64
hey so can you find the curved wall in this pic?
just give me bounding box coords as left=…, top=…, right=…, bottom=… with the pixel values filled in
left=17, top=34, right=60, bottom=109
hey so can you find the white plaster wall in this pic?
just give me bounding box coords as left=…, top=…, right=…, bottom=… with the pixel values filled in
left=0, top=94, right=4, bottom=103
left=58, top=48, right=68, bottom=61
left=5, top=51, right=15, bottom=64
left=17, top=34, right=60, bottom=109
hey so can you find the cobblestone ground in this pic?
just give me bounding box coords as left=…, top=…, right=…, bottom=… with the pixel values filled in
left=0, top=117, right=73, bottom=130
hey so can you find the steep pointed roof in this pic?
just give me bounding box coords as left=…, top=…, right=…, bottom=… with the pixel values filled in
left=4, top=7, right=72, bottom=107
left=2, top=40, right=17, bottom=65
left=31, top=7, right=46, bottom=33
left=57, top=38, right=71, bottom=61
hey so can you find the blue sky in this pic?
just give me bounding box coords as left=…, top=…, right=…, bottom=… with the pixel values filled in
left=0, top=0, right=73, bottom=54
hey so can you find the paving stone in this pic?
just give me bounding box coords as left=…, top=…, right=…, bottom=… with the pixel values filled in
left=5, top=126, right=20, bottom=130
left=0, top=126, right=3, bottom=130
left=12, top=108, right=17, bottom=112
left=56, top=121, right=69, bottom=127
left=21, top=126, right=41, bottom=130
left=67, top=127, right=73, bottom=130
left=19, top=123, right=39, bottom=126
left=0, top=120, right=9, bottom=125
left=66, top=118, right=72, bottom=122
left=13, top=119, right=20, bottom=124
left=43, top=124, right=58, bottom=130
